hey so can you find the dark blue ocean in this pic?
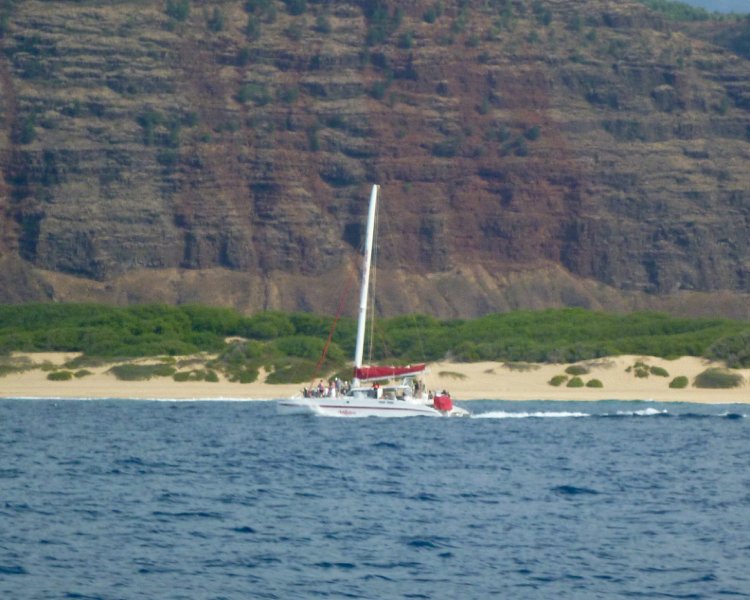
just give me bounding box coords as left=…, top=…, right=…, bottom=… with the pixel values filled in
left=1, top=399, right=749, bottom=600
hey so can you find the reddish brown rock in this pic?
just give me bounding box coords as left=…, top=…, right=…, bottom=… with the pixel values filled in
left=1, top=0, right=749, bottom=317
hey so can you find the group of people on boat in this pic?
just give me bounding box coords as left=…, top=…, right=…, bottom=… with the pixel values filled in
left=300, top=376, right=451, bottom=406
left=301, top=378, right=350, bottom=399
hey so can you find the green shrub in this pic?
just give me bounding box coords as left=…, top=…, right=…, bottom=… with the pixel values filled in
left=277, top=85, right=299, bottom=104
left=315, top=13, right=331, bottom=34
left=245, top=16, right=261, bottom=40
left=166, top=0, right=190, bottom=21
left=423, top=7, right=438, bottom=23
left=283, top=0, right=306, bottom=15
left=707, top=329, right=750, bottom=368
left=650, top=365, right=669, bottom=377
left=524, top=125, right=540, bottom=141
left=228, top=367, right=259, bottom=383
left=438, top=370, right=467, bottom=380
left=171, top=369, right=218, bottom=382
left=275, top=335, right=344, bottom=363
left=634, top=367, right=650, bottom=378
left=363, top=2, right=402, bottom=45
left=239, top=311, right=294, bottom=339
left=156, top=150, right=179, bottom=167
left=370, top=80, right=389, bottom=100
left=74, top=369, right=92, bottom=378
left=284, top=20, right=304, bottom=41
left=206, top=7, right=224, bottom=32
left=669, top=375, right=689, bottom=389
left=213, top=340, right=265, bottom=366
left=586, top=378, right=603, bottom=388
left=431, top=136, right=461, bottom=158
left=549, top=374, right=568, bottom=387
left=13, top=116, right=36, bottom=144
left=109, top=363, right=176, bottom=381
left=454, top=341, right=480, bottom=362
left=398, top=31, right=414, bottom=49
left=566, top=376, right=584, bottom=388
left=694, top=368, right=745, bottom=389
left=236, top=83, right=270, bottom=105
left=565, top=365, right=589, bottom=376
left=0, top=365, right=20, bottom=378
left=265, top=358, right=315, bottom=384
left=47, top=370, right=73, bottom=381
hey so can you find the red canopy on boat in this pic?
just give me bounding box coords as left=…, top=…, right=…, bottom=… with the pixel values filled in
left=354, top=364, right=426, bottom=382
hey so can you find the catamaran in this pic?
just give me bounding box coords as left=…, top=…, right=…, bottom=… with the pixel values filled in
left=277, top=185, right=469, bottom=418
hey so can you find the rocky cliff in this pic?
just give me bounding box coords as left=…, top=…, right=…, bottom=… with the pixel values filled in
left=1, top=0, right=750, bottom=318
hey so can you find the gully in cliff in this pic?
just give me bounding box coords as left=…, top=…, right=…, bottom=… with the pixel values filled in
left=277, top=185, right=469, bottom=418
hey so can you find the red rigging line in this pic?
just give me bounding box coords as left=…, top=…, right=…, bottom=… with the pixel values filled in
left=308, top=267, right=357, bottom=388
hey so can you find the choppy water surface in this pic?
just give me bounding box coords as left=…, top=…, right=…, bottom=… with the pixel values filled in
left=1, top=399, right=748, bottom=599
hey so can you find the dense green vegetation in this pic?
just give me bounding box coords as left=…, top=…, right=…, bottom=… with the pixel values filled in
left=0, top=304, right=749, bottom=384
left=693, top=368, right=745, bottom=389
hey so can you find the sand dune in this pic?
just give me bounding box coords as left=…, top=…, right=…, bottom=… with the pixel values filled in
left=0, top=353, right=748, bottom=404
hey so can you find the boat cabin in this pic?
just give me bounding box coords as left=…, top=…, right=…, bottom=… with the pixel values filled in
left=347, top=382, right=417, bottom=401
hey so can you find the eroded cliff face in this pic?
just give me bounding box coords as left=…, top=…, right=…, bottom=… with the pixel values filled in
left=1, top=0, right=749, bottom=317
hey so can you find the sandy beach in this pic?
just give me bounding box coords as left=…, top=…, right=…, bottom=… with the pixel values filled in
left=0, top=352, right=748, bottom=404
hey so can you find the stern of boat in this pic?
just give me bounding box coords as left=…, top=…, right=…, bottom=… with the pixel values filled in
left=447, top=405, right=471, bottom=417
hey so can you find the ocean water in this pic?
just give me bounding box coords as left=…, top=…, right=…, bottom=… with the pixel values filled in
left=1, top=399, right=749, bottom=600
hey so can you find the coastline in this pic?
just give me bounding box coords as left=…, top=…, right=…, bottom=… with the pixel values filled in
left=0, top=353, right=748, bottom=404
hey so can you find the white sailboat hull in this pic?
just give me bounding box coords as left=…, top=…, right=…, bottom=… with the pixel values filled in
left=277, top=396, right=469, bottom=418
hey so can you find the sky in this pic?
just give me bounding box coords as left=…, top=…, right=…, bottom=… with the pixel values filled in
left=678, top=0, right=750, bottom=13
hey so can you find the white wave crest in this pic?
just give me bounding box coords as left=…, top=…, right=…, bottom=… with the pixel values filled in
left=614, top=408, right=668, bottom=417
left=474, top=410, right=590, bottom=419
left=718, top=411, right=746, bottom=419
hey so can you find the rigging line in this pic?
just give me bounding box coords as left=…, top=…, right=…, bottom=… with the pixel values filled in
left=308, top=265, right=357, bottom=388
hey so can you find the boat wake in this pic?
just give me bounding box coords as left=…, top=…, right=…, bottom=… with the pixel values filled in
left=473, top=410, right=590, bottom=419
left=472, top=407, right=745, bottom=419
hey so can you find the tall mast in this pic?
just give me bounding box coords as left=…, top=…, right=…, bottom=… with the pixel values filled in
left=353, top=184, right=378, bottom=384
